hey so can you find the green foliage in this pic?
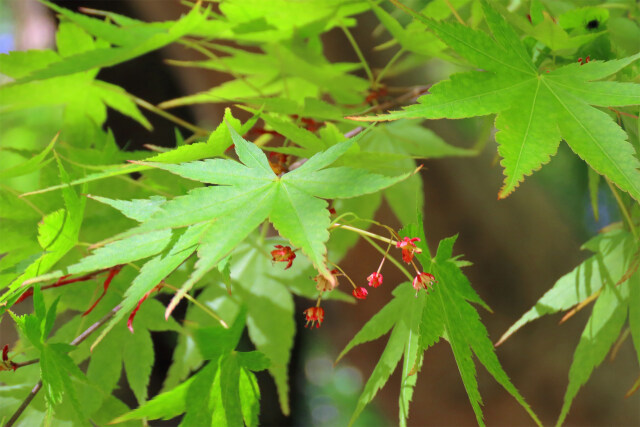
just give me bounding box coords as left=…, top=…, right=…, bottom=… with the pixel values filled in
left=359, top=0, right=640, bottom=202
left=1, top=0, right=638, bottom=425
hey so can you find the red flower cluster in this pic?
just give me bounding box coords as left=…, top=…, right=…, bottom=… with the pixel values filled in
left=303, top=307, right=324, bottom=328
left=396, top=237, right=422, bottom=263
left=271, top=245, right=296, bottom=270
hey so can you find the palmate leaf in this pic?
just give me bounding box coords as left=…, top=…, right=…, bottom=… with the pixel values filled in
left=111, top=313, right=268, bottom=426
left=354, top=0, right=640, bottom=202
left=338, top=220, right=540, bottom=426
left=12, top=121, right=410, bottom=410
left=100, top=124, right=408, bottom=315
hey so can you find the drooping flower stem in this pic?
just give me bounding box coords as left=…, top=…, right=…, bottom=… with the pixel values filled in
left=361, top=235, right=413, bottom=281
left=329, top=223, right=399, bottom=246
left=329, top=262, right=358, bottom=290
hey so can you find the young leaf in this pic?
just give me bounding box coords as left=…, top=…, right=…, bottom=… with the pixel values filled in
left=356, top=1, right=640, bottom=201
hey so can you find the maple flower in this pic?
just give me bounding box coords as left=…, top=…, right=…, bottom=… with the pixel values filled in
left=303, top=306, right=325, bottom=328
left=396, top=237, right=422, bottom=263
left=313, top=270, right=338, bottom=292
left=353, top=287, right=368, bottom=299
left=367, top=272, right=383, bottom=288
left=413, top=272, right=437, bottom=293
left=271, top=245, right=296, bottom=270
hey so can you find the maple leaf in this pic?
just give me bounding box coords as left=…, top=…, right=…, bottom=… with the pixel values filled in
left=111, top=312, right=268, bottom=426
left=353, top=0, right=640, bottom=201
left=336, top=221, right=540, bottom=427
left=31, top=122, right=409, bottom=354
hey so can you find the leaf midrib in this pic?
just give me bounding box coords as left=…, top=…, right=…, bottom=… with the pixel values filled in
left=503, top=78, right=543, bottom=193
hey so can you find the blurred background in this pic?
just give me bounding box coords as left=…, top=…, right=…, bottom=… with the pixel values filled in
left=1, top=0, right=638, bottom=425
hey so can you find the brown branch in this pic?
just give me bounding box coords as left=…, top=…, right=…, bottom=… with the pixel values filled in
left=5, top=305, right=122, bottom=427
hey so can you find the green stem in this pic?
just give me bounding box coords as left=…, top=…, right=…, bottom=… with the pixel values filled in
left=606, top=179, right=638, bottom=240
left=374, top=48, right=404, bottom=86
left=330, top=223, right=398, bottom=245
left=133, top=96, right=209, bottom=136
left=166, top=283, right=229, bottom=328
left=341, top=24, right=375, bottom=84
left=362, top=235, right=413, bottom=281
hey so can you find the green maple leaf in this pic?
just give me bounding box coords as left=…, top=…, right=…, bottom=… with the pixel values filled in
left=337, top=221, right=540, bottom=426
left=111, top=312, right=267, bottom=426
left=355, top=0, right=640, bottom=201
left=105, top=123, right=409, bottom=315
left=497, top=229, right=639, bottom=424
left=21, top=122, right=408, bottom=359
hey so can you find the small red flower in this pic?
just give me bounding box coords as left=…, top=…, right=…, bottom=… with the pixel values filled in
left=353, top=287, right=368, bottom=299
left=303, top=306, right=325, bottom=328
left=367, top=272, right=383, bottom=288
left=271, top=245, right=296, bottom=270
left=413, top=272, right=437, bottom=293
left=396, top=237, right=422, bottom=263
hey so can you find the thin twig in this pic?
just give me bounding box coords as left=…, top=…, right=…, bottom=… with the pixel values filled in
left=5, top=305, right=122, bottom=426
left=5, top=381, right=42, bottom=427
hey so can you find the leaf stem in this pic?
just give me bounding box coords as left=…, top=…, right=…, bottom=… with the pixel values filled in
left=444, top=0, right=465, bottom=26
left=606, top=179, right=638, bottom=240
left=340, top=24, right=375, bottom=84
left=160, top=282, right=228, bottom=328
left=330, top=222, right=399, bottom=245
left=133, top=96, right=209, bottom=136
left=361, top=235, right=413, bottom=281
left=374, top=48, right=404, bottom=86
